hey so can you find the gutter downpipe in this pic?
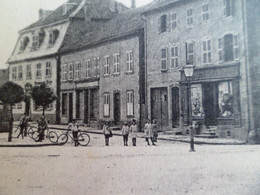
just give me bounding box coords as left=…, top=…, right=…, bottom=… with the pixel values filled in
left=241, top=0, right=254, bottom=141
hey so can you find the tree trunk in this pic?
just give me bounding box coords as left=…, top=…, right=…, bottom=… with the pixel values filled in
left=8, top=105, right=13, bottom=142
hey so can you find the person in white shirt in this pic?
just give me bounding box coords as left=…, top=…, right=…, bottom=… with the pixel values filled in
left=68, top=119, right=80, bottom=147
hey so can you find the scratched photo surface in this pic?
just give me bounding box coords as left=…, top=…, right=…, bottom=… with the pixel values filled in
left=0, top=0, right=260, bottom=194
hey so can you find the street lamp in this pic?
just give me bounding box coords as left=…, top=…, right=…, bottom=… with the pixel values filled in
left=183, top=65, right=195, bottom=152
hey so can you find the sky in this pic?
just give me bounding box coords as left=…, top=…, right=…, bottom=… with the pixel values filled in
left=0, top=0, right=153, bottom=70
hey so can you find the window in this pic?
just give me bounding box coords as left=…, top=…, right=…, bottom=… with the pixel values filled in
left=86, top=60, right=91, bottom=78
left=49, top=29, right=59, bottom=45
left=218, top=81, right=233, bottom=117
left=32, top=34, right=39, bottom=48
left=202, top=4, right=209, bottom=21
left=68, top=63, right=74, bottom=80
left=202, top=40, right=211, bottom=64
left=171, top=13, right=177, bottom=30
left=45, top=61, right=51, bottom=78
left=171, top=45, right=179, bottom=68
left=126, top=90, right=134, bottom=116
left=223, top=0, right=233, bottom=17
left=161, top=48, right=167, bottom=71
left=158, top=15, right=167, bottom=33
left=191, top=84, right=204, bottom=116
left=18, top=65, right=23, bottom=80
left=187, top=8, right=193, bottom=26
left=104, top=93, right=110, bottom=117
left=12, top=67, right=17, bottom=80
left=61, top=64, right=68, bottom=81
left=233, top=34, right=240, bottom=60
left=62, top=93, right=68, bottom=115
left=74, top=62, right=81, bottom=80
left=126, top=51, right=134, bottom=72
left=26, top=64, right=32, bottom=80
left=104, top=56, right=110, bottom=76
left=36, top=63, right=42, bottom=79
left=113, top=53, right=120, bottom=74
left=19, top=37, right=29, bottom=52
left=94, top=58, right=99, bottom=77
left=46, top=103, right=53, bottom=110
left=14, top=103, right=22, bottom=110
left=186, top=41, right=195, bottom=65
left=218, top=34, right=240, bottom=63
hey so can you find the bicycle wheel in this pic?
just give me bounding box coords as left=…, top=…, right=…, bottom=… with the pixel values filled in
left=58, top=133, right=68, bottom=145
left=32, top=131, right=40, bottom=141
left=48, top=131, right=58, bottom=143
left=27, top=127, right=36, bottom=139
left=78, top=133, right=90, bottom=146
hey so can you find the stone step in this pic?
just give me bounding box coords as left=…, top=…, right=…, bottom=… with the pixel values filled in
left=195, top=134, right=218, bottom=139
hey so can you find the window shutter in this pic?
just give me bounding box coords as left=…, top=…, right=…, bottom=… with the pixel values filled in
left=39, top=30, right=45, bottom=46
left=185, top=43, right=188, bottom=65
left=53, top=29, right=59, bottom=42
left=158, top=17, right=161, bottom=33
left=167, top=13, right=171, bottom=32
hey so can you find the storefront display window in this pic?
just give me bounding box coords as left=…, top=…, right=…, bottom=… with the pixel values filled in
left=191, top=84, right=204, bottom=116
left=218, top=81, right=233, bottom=117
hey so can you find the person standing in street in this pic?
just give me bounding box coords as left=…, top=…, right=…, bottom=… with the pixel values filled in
left=68, top=119, right=80, bottom=147
left=129, top=119, right=138, bottom=146
left=144, top=119, right=155, bottom=146
left=121, top=122, right=129, bottom=146
left=17, top=113, right=28, bottom=139
left=103, top=122, right=111, bottom=146
left=152, top=119, right=158, bottom=143
left=37, top=116, right=48, bottom=142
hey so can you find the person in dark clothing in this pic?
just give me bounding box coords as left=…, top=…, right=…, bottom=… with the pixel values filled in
left=37, top=116, right=48, bottom=142
left=17, top=113, right=28, bottom=139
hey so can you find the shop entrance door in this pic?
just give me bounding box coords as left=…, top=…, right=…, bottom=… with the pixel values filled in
left=203, top=83, right=218, bottom=127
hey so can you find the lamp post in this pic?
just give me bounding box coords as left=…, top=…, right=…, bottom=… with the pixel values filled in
left=183, top=65, right=195, bottom=152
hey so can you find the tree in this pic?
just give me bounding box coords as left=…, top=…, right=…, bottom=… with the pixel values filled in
left=0, top=82, right=24, bottom=142
left=31, top=83, right=57, bottom=116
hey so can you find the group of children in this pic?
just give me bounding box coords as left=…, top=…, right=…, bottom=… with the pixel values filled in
left=103, top=119, right=158, bottom=146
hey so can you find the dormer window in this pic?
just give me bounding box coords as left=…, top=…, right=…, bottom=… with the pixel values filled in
left=32, top=34, right=39, bottom=48
left=31, top=30, right=45, bottom=50
left=49, top=29, right=59, bottom=45
left=19, top=36, right=29, bottom=52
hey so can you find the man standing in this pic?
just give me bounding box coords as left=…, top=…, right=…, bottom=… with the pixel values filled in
left=68, top=119, right=80, bottom=146
left=37, top=116, right=48, bottom=142
left=17, top=113, right=28, bottom=139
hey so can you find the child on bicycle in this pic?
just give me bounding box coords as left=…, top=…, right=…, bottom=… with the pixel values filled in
left=68, top=119, right=79, bottom=147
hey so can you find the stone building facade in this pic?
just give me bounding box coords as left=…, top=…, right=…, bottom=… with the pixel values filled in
left=143, top=0, right=260, bottom=139
left=59, top=7, right=145, bottom=128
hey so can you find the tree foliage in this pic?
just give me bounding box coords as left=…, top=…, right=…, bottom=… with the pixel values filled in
left=31, top=83, right=57, bottom=115
left=0, top=81, right=24, bottom=105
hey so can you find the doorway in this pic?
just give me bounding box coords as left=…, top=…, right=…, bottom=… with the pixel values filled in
left=171, top=87, right=179, bottom=128
left=203, top=83, right=218, bottom=127
left=69, top=93, right=73, bottom=123
left=114, top=92, right=121, bottom=124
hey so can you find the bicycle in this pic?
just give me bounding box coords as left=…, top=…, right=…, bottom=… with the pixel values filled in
left=14, top=123, right=36, bottom=138
left=30, top=127, right=58, bottom=143
left=58, top=130, right=90, bottom=146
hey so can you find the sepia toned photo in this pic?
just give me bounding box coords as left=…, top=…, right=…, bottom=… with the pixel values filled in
left=0, top=0, right=260, bottom=194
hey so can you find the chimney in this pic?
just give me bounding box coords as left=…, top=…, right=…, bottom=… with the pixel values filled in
left=131, top=0, right=136, bottom=8
left=39, top=9, right=53, bottom=20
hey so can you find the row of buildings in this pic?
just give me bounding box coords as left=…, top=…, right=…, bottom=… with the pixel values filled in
left=7, top=0, right=260, bottom=140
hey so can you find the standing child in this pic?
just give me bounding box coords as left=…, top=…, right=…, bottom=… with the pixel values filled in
left=144, top=119, right=155, bottom=146
left=129, top=119, right=138, bottom=146
left=103, top=122, right=111, bottom=146
left=68, top=119, right=80, bottom=147
left=121, top=122, right=129, bottom=146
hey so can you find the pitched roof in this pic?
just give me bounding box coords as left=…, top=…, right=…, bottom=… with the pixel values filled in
left=60, top=7, right=144, bottom=53
left=142, top=0, right=180, bottom=14
left=20, top=0, right=83, bottom=32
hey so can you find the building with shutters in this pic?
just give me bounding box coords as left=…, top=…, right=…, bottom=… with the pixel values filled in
left=59, top=2, right=145, bottom=128
left=142, top=0, right=260, bottom=139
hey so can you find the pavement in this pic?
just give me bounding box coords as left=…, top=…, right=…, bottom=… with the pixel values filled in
left=0, top=121, right=247, bottom=146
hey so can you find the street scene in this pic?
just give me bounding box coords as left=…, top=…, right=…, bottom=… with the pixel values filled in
left=1, top=0, right=260, bottom=194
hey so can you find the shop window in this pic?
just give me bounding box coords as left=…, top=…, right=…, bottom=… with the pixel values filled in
left=218, top=81, right=233, bottom=117
left=191, top=84, right=204, bottom=116
left=158, top=15, right=167, bottom=33
left=104, top=93, right=110, bottom=117
left=126, top=90, right=134, bottom=116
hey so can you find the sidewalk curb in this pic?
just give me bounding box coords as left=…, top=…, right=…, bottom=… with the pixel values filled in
left=0, top=143, right=60, bottom=147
